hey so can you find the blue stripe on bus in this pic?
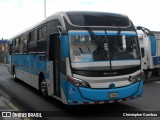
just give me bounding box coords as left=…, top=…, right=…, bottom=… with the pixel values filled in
left=78, top=82, right=139, bottom=101
left=68, top=31, right=137, bottom=36
left=149, top=35, right=156, bottom=56
left=61, top=79, right=143, bottom=104
left=12, top=54, right=49, bottom=79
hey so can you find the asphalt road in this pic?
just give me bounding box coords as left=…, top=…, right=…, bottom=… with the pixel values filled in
left=0, top=65, right=160, bottom=120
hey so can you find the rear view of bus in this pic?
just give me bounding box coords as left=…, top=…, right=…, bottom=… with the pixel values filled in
left=57, top=11, right=143, bottom=104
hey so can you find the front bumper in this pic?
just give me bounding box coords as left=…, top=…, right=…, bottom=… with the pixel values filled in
left=61, top=79, right=143, bottom=105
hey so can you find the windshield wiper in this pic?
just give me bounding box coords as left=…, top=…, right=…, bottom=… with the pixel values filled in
left=79, top=47, right=84, bottom=54
left=85, top=27, right=108, bottom=60
left=85, top=27, right=105, bottom=50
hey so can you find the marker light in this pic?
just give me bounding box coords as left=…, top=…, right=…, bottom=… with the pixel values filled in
left=68, top=76, right=90, bottom=88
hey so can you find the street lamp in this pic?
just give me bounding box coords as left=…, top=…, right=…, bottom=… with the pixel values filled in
left=44, top=0, right=46, bottom=18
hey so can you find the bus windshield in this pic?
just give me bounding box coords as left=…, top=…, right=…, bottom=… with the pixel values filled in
left=69, top=34, right=139, bottom=63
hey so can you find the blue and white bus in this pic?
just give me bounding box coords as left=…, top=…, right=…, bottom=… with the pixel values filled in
left=9, top=11, right=143, bottom=105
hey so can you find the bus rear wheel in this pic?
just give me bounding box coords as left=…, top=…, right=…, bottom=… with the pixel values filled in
left=13, top=68, right=18, bottom=81
left=40, top=78, right=48, bottom=99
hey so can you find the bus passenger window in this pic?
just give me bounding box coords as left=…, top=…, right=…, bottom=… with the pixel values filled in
left=30, top=30, right=37, bottom=42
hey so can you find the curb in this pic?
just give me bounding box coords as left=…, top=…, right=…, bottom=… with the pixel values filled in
left=0, top=89, right=23, bottom=120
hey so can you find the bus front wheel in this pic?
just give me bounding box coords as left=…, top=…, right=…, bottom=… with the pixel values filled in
left=40, top=78, right=48, bottom=99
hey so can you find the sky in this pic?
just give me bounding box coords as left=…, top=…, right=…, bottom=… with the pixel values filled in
left=0, top=0, right=160, bottom=39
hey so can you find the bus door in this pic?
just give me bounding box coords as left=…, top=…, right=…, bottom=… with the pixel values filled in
left=49, top=34, right=61, bottom=98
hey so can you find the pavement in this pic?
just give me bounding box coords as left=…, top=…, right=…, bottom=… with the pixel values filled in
left=0, top=63, right=23, bottom=120
left=0, top=96, right=12, bottom=111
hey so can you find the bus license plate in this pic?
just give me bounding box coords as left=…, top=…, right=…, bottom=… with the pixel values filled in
left=109, top=92, right=118, bottom=98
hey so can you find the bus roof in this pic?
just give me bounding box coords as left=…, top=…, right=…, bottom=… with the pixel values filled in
left=10, top=11, right=131, bottom=39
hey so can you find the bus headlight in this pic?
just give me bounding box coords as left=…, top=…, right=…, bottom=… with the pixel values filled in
left=68, top=76, right=90, bottom=88
left=128, top=72, right=144, bottom=83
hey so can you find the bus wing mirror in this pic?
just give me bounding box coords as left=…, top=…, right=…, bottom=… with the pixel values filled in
left=57, top=26, right=66, bottom=35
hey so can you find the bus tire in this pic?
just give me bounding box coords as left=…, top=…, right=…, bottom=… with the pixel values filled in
left=40, top=77, right=49, bottom=99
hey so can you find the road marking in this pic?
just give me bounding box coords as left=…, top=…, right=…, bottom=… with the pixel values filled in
left=0, top=89, right=19, bottom=111
left=0, top=90, right=32, bottom=120
left=1, top=96, right=19, bottom=111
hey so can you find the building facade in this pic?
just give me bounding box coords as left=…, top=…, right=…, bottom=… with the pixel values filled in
left=0, top=39, right=9, bottom=63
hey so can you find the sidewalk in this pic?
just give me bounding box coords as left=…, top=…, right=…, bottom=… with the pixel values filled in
left=0, top=98, right=22, bottom=120
left=0, top=63, right=9, bottom=72
left=0, top=64, right=23, bottom=120
left=0, top=89, right=23, bottom=120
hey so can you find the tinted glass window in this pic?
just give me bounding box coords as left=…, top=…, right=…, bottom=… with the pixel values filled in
left=69, top=35, right=139, bottom=62
left=23, top=36, right=28, bottom=53
left=47, top=20, right=61, bottom=34
left=16, top=38, right=20, bottom=46
left=12, top=39, right=16, bottom=46
left=38, top=25, right=47, bottom=40
left=29, top=30, right=37, bottom=53
left=30, top=30, right=37, bottom=42
left=66, top=12, right=130, bottom=27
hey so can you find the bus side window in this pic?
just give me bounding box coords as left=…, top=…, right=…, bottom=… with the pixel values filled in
left=28, top=29, right=37, bottom=53
left=38, top=25, right=47, bottom=40
left=37, top=25, right=47, bottom=53
left=12, top=39, right=15, bottom=53
left=23, top=34, right=28, bottom=54
left=9, top=43, right=12, bottom=55
left=15, top=37, right=20, bottom=53
left=19, top=36, right=23, bottom=54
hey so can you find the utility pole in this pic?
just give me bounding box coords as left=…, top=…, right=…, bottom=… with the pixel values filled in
left=44, top=0, right=46, bottom=18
